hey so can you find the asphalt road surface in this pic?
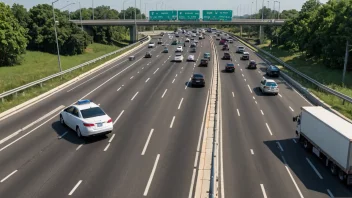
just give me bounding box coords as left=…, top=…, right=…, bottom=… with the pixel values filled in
left=0, top=30, right=351, bottom=198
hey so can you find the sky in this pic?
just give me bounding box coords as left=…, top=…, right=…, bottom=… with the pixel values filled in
left=2, top=0, right=329, bottom=16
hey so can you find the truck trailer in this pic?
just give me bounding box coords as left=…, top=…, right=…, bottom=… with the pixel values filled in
left=293, top=106, right=352, bottom=185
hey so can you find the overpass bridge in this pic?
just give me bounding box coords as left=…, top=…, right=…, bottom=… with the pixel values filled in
left=70, top=19, right=286, bottom=42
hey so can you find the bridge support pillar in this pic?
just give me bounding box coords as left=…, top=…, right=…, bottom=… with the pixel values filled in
left=240, top=25, right=243, bottom=37
left=152, top=25, right=155, bottom=33
left=129, top=25, right=138, bottom=43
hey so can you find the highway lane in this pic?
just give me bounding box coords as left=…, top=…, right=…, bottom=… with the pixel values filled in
left=218, top=34, right=352, bottom=198
left=0, top=33, right=213, bottom=198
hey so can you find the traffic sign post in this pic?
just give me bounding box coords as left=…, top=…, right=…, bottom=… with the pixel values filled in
left=178, top=10, right=200, bottom=21
left=149, top=10, right=177, bottom=21
left=202, top=10, right=233, bottom=21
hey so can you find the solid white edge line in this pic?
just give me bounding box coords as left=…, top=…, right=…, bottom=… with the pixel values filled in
left=178, top=98, right=184, bottom=110
left=170, top=116, right=176, bottom=128
left=109, top=134, right=115, bottom=143
left=0, top=105, right=64, bottom=145
left=276, top=142, right=284, bottom=152
left=247, top=84, right=253, bottom=93
left=103, top=143, right=110, bottom=151
left=145, top=78, right=150, bottom=83
left=58, top=131, right=68, bottom=139
left=250, top=149, right=254, bottom=155
left=306, top=158, right=323, bottom=179
left=282, top=156, right=304, bottom=198
left=113, top=110, right=125, bottom=125
left=0, top=170, right=18, bottom=183
left=76, top=144, right=83, bottom=150
left=289, top=106, right=295, bottom=112
left=68, top=180, right=83, bottom=195
left=260, top=110, right=264, bottom=115
left=161, top=89, right=167, bottom=98
left=260, top=184, right=268, bottom=198
left=143, top=154, right=160, bottom=196
left=265, top=123, right=273, bottom=136
left=131, top=91, right=139, bottom=101
left=141, top=129, right=154, bottom=155
left=237, top=109, right=240, bottom=116
left=327, top=189, right=334, bottom=198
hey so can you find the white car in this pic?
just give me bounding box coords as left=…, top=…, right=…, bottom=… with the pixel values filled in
left=174, top=53, right=184, bottom=62
left=60, top=100, right=113, bottom=137
left=176, top=46, right=183, bottom=52
left=185, top=38, right=190, bottom=42
left=192, top=33, right=197, bottom=37
left=187, top=55, right=195, bottom=61
left=148, top=42, right=155, bottom=48
left=228, top=39, right=233, bottom=43
left=260, top=78, right=279, bottom=95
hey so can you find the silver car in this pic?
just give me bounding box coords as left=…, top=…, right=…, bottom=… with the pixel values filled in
left=187, top=55, right=195, bottom=61
left=260, top=78, right=279, bottom=95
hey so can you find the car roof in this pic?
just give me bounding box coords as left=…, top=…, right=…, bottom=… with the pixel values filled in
left=243, top=52, right=249, bottom=54
left=238, top=46, right=244, bottom=48
left=224, top=52, right=230, bottom=55
left=264, top=79, right=276, bottom=83
left=250, top=60, right=256, bottom=62
left=193, top=73, right=204, bottom=77
left=72, top=100, right=99, bottom=110
left=226, top=63, right=235, bottom=66
left=175, top=53, right=182, bottom=55
left=188, top=55, right=194, bottom=57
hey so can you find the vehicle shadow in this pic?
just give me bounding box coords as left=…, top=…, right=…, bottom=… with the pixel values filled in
left=184, top=81, right=203, bottom=88
left=52, top=121, right=108, bottom=145
left=263, top=139, right=352, bottom=197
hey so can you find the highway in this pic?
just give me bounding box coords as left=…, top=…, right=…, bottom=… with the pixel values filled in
left=0, top=30, right=352, bottom=198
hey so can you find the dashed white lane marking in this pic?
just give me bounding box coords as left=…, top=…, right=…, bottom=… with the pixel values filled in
left=141, top=129, right=154, bottom=155
left=232, top=92, right=235, bottom=97
left=260, top=110, right=264, bottom=115
left=276, top=142, right=284, bottom=152
left=130, top=76, right=134, bottom=79
left=247, top=85, right=252, bottom=93
left=145, top=78, right=150, bottom=83
left=142, top=67, right=144, bottom=69
left=260, top=184, right=268, bottom=198
left=143, top=154, right=160, bottom=196
left=175, top=74, right=178, bottom=77
left=109, top=134, right=115, bottom=143
left=289, top=106, right=294, bottom=112
left=237, top=109, right=240, bottom=116
left=255, top=101, right=258, bottom=104
left=156, top=55, right=159, bottom=57
left=103, top=143, right=110, bottom=151
left=113, top=110, right=124, bottom=125
left=258, top=71, right=261, bottom=74
left=250, top=149, right=254, bottom=155
left=172, top=79, right=175, bottom=83
left=0, top=170, right=17, bottom=183
left=58, top=131, right=68, bottom=139
left=306, top=158, right=323, bottom=179
left=240, top=68, right=242, bottom=71
left=153, top=68, right=159, bottom=74
left=178, top=98, right=184, bottom=109
left=244, top=79, right=246, bottom=81
left=278, top=93, right=282, bottom=97
left=282, top=156, right=304, bottom=198
left=138, top=71, right=140, bottom=73
left=327, top=189, right=334, bottom=198
left=170, top=116, right=176, bottom=128
left=76, top=144, right=83, bottom=150
left=68, top=180, right=83, bottom=195
left=265, top=123, right=273, bottom=136
left=131, top=92, right=139, bottom=101
left=253, top=96, right=255, bottom=100
left=242, top=74, right=244, bottom=77
left=161, top=89, right=167, bottom=98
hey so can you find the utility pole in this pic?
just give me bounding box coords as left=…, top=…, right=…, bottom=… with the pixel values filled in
left=52, top=0, right=62, bottom=72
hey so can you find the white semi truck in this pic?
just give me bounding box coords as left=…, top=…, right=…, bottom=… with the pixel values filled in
left=293, top=106, right=352, bottom=185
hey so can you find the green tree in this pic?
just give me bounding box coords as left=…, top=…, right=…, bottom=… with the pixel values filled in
left=11, top=3, right=30, bottom=28
left=119, top=7, right=145, bottom=19
left=0, top=2, right=28, bottom=66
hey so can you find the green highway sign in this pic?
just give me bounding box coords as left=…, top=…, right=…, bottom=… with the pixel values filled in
left=202, top=10, right=233, bottom=21
left=178, top=10, right=200, bottom=21
left=149, top=10, right=177, bottom=21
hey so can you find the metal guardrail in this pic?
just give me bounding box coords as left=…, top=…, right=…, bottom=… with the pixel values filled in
left=226, top=32, right=352, bottom=104
left=0, top=36, right=149, bottom=101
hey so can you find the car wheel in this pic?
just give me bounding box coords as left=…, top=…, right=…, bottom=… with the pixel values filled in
left=60, top=115, right=65, bottom=125
left=76, top=127, right=82, bottom=138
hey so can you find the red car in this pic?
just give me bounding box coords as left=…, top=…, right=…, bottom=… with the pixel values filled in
left=219, top=39, right=227, bottom=45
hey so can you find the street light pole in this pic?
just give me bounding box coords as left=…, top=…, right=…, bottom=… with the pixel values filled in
left=123, top=0, right=129, bottom=20
left=145, top=3, right=147, bottom=18
left=92, top=0, right=94, bottom=20
left=52, top=0, right=62, bottom=72
left=277, top=1, right=280, bottom=19
left=140, top=0, right=142, bottom=19
left=79, top=2, right=83, bottom=31
left=260, top=0, right=264, bottom=43
left=343, top=40, right=352, bottom=85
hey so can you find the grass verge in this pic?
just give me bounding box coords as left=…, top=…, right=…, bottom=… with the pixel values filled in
left=235, top=36, right=352, bottom=119
left=0, top=42, right=141, bottom=113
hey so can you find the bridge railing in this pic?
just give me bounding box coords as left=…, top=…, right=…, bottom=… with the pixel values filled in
left=0, top=36, right=149, bottom=102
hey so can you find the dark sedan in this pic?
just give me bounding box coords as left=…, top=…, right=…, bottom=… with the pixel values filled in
left=225, top=63, right=235, bottom=72
left=266, top=65, right=280, bottom=77
left=248, top=60, right=257, bottom=69
left=222, top=53, right=231, bottom=60
left=145, top=52, right=152, bottom=58
left=191, top=73, right=205, bottom=87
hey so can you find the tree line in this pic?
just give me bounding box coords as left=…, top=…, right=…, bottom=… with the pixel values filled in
left=0, top=2, right=146, bottom=66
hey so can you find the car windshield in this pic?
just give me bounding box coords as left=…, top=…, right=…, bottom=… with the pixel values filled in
left=81, top=107, right=106, bottom=118
left=224, top=53, right=230, bottom=56
left=227, top=63, right=234, bottom=66
left=193, top=74, right=203, bottom=78
left=271, top=66, right=279, bottom=70
left=238, top=47, right=244, bottom=49
left=266, top=82, right=277, bottom=87
left=149, top=42, right=154, bottom=44
left=176, top=54, right=182, bottom=56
